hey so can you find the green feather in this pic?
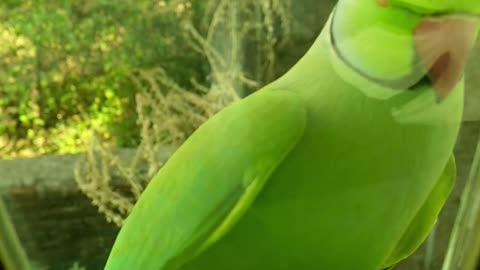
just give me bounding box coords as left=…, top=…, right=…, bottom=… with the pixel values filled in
left=390, top=0, right=480, bottom=15
left=382, top=156, right=456, bottom=268
left=104, top=89, right=307, bottom=269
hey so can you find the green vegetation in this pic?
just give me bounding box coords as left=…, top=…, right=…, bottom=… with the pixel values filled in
left=0, top=0, right=209, bottom=157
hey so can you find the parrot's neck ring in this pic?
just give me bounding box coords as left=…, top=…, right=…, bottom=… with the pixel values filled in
left=327, top=9, right=404, bottom=100
left=327, top=7, right=439, bottom=100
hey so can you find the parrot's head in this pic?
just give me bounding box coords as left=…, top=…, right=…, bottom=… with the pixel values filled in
left=332, top=0, right=480, bottom=99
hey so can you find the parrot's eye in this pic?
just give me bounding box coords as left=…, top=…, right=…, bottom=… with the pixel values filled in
left=376, top=0, right=389, bottom=8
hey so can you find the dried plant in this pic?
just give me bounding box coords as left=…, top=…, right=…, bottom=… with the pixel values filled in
left=75, top=0, right=292, bottom=226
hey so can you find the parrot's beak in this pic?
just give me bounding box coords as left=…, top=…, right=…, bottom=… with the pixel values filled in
left=414, top=16, right=479, bottom=99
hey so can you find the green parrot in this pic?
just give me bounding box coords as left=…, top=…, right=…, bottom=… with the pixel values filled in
left=104, top=0, right=480, bottom=269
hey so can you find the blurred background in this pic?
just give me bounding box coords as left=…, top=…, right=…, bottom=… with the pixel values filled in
left=0, top=0, right=479, bottom=269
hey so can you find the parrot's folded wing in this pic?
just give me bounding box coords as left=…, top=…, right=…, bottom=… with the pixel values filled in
left=104, top=89, right=307, bottom=270
left=382, top=156, right=456, bottom=268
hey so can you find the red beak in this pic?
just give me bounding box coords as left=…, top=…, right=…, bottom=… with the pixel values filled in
left=414, top=16, right=478, bottom=99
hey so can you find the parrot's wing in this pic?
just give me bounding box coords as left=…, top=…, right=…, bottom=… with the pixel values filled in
left=104, top=89, right=307, bottom=270
left=381, top=156, right=456, bottom=268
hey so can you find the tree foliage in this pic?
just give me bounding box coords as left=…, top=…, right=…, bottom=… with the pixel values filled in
left=0, top=0, right=208, bottom=157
